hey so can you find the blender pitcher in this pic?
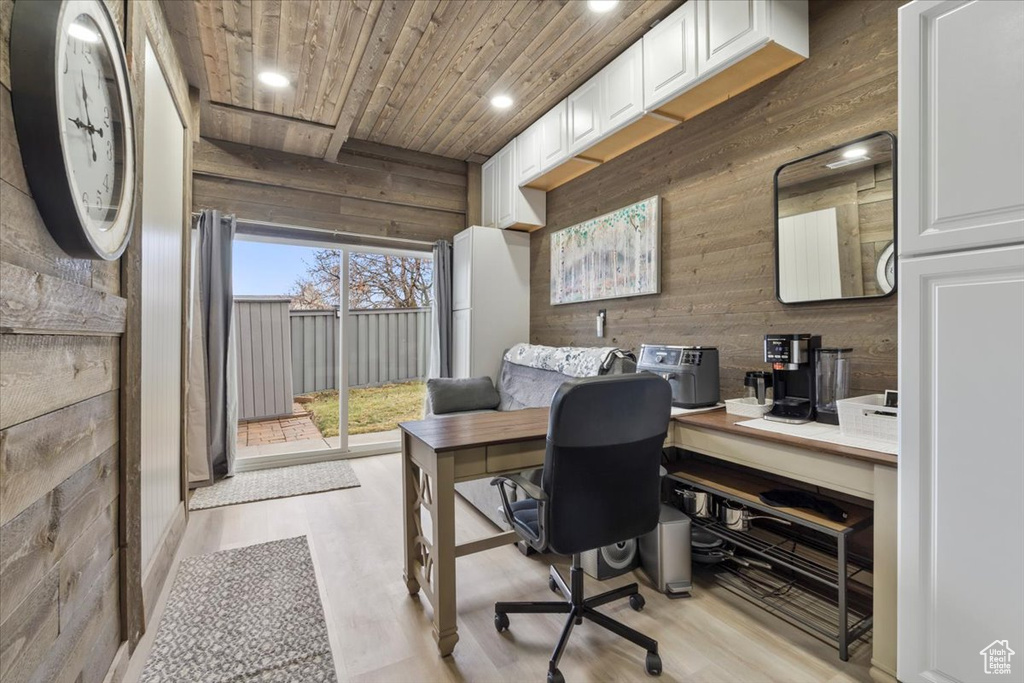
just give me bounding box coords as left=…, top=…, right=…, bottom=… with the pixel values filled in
left=815, top=348, right=852, bottom=425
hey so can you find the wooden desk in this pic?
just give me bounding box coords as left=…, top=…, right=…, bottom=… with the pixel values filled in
left=672, top=411, right=898, bottom=683
left=400, top=406, right=897, bottom=683
left=399, top=409, right=550, bottom=656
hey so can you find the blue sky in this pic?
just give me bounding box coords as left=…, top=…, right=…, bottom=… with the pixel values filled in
left=233, top=240, right=324, bottom=297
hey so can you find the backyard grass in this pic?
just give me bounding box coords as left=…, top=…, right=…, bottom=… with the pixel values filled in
left=303, top=381, right=425, bottom=437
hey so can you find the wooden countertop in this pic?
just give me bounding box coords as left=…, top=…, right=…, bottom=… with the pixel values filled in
left=673, top=410, right=898, bottom=467
left=400, top=408, right=549, bottom=451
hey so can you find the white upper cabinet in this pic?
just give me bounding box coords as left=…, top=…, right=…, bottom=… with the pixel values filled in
left=452, top=229, right=472, bottom=310
left=495, top=143, right=515, bottom=228
left=898, top=0, right=1024, bottom=258
left=696, top=0, right=769, bottom=76
left=516, top=120, right=542, bottom=186
left=643, top=0, right=698, bottom=111
left=539, top=100, right=569, bottom=172
left=568, top=75, right=603, bottom=155
left=481, top=155, right=496, bottom=227
left=601, top=42, right=644, bottom=135
left=482, top=141, right=545, bottom=230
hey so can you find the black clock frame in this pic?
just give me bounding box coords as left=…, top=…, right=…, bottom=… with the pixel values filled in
left=11, top=0, right=136, bottom=261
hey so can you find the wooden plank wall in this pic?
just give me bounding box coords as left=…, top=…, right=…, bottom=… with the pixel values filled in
left=0, top=1, right=191, bottom=681
left=530, top=0, right=901, bottom=398
left=192, top=137, right=468, bottom=243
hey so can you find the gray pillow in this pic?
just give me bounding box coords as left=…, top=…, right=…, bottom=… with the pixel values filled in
left=427, top=377, right=500, bottom=415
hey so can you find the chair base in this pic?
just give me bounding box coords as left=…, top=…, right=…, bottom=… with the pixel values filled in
left=494, top=555, right=662, bottom=681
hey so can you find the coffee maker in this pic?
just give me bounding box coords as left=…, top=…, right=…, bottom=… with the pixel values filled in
left=763, top=334, right=821, bottom=424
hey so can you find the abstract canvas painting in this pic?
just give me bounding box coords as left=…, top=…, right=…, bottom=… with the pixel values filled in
left=550, top=196, right=661, bottom=305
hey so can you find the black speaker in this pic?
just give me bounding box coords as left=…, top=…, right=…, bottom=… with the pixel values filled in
left=580, top=538, right=639, bottom=580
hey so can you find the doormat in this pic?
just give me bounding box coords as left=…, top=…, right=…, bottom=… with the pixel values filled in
left=189, top=460, right=360, bottom=510
left=140, top=536, right=336, bottom=682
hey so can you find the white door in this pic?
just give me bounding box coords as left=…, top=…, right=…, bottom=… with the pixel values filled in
left=568, top=75, right=603, bottom=155
left=495, top=144, right=515, bottom=228
left=643, top=0, right=698, bottom=110
left=140, top=39, right=185, bottom=571
left=453, top=308, right=472, bottom=379
left=898, top=0, right=1024, bottom=258
left=898, top=245, right=1024, bottom=682
left=453, top=230, right=472, bottom=311
left=516, top=120, right=542, bottom=185
left=539, top=100, right=569, bottom=172
left=481, top=157, right=496, bottom=228
left=601, top=42, right=644, bottom=135
left=696, top=0, right=768, bottom=77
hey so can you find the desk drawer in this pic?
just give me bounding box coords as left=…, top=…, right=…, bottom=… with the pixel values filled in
left=486, top=440, right=546, bottom=474
left=453, top=447, right=487, bottom=480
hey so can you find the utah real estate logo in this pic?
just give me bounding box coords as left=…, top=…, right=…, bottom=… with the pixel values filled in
left=980, top=640, right=1015, bottom=676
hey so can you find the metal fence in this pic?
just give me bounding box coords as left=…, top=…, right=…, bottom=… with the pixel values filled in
left=235, top=299, right=431, bottom=419
left=287, top=307, right=431, bottom=395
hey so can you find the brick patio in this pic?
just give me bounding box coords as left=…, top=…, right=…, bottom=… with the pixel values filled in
left=236, top=404, right=323, bottom=447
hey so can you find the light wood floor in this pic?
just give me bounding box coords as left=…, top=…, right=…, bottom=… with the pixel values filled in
left=124, top=453, right=872, bottom=682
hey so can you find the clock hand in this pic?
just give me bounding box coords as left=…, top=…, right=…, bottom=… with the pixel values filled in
left=80, top=74, right=98, bottom=161
left=68, top=117, right=103, bottom=136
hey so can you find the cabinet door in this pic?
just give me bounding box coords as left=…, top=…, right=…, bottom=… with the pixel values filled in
left=568, top=76, right=603, bottom=155
left=481, top=158, right=496, bottom=228
left=452, top=229, right=472, bottom=311
left=452, top=308, right=472, bottom=379
left=898, top=0, right=1024, bottom=257
left=643, top=0, right=698, bottom=110
left=539, top=100, right=569, bottom=172
left=696, top=0, right=768, bottom=77
left=601, top=41, right=644, bottom=134
left=516, top=121, right=542, bottom=185
left=898, top=245, right=1024, bottom=683
left=495, top=144, right=515, bottom=228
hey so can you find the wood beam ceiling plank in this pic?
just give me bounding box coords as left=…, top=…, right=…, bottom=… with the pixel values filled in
left=402, top=0, right=547, bottom=152
left=365, top=0, right=470, bottom=143
left=352, top=0, right=441, bottom=140
left=270, top=0, right=310, bottom=117
left=444, top=0, right=677, bottom=158
left=250, top=0, right=281, bottom=111
left=320, top=0, right=379, bottom=127
left=324, top=0, right=413, bottom=161
left=292, top=0, right=346, bottom=122
left=374, top=1, right=509, bottom=148
left=389, top=0, right=525, bottom=151
left=159, top=0, right=212, bottom=99
left=307, top=0, right=364, bottom=124
left=221, top=0, right=254, bottom=109
left=195, top=0, right=233, bottom=104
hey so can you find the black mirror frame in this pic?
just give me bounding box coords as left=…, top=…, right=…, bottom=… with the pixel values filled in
left=773, top=130, right=898, bottom=305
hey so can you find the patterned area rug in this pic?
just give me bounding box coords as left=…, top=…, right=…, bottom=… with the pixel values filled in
left=140, top=537, right=336, bottom=682
left=189, top=460, right=360, bottom=511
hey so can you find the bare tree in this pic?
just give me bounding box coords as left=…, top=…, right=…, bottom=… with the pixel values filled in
left=290, top=249, right=432, bottom=310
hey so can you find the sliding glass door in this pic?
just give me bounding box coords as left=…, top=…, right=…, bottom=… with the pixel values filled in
left=231, top=230, right=431, bottom=466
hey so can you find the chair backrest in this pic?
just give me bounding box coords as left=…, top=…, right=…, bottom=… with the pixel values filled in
left=542, top=373, right=672, bottom=555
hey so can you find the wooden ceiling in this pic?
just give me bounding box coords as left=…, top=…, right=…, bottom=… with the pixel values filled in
left=161, top=0, right=681, bottom=162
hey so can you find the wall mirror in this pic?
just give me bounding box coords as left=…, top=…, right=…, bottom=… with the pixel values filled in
left=774, top=131, right=896, bottom=304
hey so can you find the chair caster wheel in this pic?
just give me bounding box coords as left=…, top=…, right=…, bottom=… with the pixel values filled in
left=494, top=612, right=509, bottom=633
left=548, top=576, right=559, bottom=594
left=629, top=593, right=646, bottom=611
left=547, top=667, right=565, bottom=683
left=645, top=651, right=662, bottom=676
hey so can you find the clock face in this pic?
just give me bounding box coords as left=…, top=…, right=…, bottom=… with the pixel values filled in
left=876, top=242, right=896, bottom=294
left=58, top=13, right=128, bottom=252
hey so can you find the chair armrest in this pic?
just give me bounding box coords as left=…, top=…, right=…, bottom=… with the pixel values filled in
left=490, top=473, right=546, bottom=501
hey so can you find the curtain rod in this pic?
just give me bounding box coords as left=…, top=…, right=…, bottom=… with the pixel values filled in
left=190, top=213, right=436, bottom=252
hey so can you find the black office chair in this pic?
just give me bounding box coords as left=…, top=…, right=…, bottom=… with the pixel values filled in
left=490, top=373, right=672, bottom=683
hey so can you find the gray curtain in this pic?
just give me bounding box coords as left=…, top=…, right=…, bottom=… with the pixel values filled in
left=430, top=239, right=453, bottom=379
left=193, top=209, right=237, bottom=484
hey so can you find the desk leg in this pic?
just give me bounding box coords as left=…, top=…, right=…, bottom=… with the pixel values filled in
left=431, top=450, right=459, bottom=656
left=401, top=433, right=421, bottom=596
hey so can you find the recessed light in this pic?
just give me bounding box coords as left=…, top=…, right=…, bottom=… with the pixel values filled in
left=588, top=0, right=619, bottom=13
left=68, top=22, right=100, bottom=43
left=842, top=147, right=868, bottom=159
left=491, top=94, right=513, bottom=110
left=258, top=71, right=290, bottom=88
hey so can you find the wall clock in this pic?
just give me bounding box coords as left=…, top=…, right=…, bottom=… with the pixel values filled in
left=11, top=0, right=136, bottom=261
left=876, top=242, right=895, bottom=294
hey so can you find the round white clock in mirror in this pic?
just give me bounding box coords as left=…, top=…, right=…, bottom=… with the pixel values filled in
left=11, top=0, right=136, bottom=261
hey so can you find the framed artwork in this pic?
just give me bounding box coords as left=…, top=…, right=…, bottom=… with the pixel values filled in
left=550, top=195, right=661, bottom=305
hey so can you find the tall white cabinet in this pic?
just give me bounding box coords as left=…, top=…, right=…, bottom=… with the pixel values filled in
left=898, top=2, right=1024, bottom=682
left=452, top=226, right=530, bottom=383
